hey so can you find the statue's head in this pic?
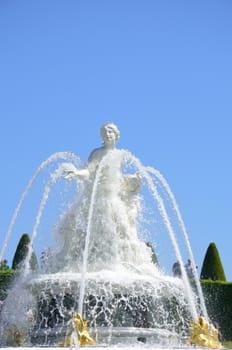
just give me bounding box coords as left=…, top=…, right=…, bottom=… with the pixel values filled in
left=100, top=122, right=120, bottom=143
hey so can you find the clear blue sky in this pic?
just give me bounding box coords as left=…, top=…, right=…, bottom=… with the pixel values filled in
left=0, top=1, right=231, bottom=280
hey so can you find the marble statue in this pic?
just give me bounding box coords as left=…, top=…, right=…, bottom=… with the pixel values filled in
left=52, top=122, right=152, bottom=273
left=64, top=122, right=142, bottom=192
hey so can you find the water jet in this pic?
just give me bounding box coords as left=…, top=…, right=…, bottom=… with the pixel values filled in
left=0, top=123, right=221, bottom=349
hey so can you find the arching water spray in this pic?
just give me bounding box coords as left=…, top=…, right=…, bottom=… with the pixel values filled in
left=0, top=123, right=211, bottom=346
left=146, top=166, right=208, bottom=321
left=24, top=162, right=77, bottom=275
left=78, top=150, right=121, bottom=315
left=0, top=152, right=80, bottom=263
left=121, top=150, right=198, bottom=321
left=77, top=149, right=199, bottom=322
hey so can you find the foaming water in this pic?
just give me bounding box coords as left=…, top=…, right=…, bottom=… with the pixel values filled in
left=0, top=148, right=207, bottom=347
left=78, top=150, right=157, bottom=315
left=120, top=150, right=198, bottom=320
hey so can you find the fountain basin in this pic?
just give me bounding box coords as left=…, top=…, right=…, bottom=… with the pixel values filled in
left=20, top=271, right=191, bottom=346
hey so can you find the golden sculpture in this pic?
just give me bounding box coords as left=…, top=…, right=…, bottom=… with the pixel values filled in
left=6, top=325, right=24, bottom=346
left=186, top=316, right=223, bottom=349
left=59, top=312, right=96, bottom=347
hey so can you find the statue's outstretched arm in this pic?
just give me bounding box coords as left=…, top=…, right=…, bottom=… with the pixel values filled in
left=64, top=149, right=99, bottom=181
left=64, top=168, right=89, bottom=180
left=64, top=165, right=89, bottom=180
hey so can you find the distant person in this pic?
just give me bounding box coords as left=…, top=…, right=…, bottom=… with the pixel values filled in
left=172, top=261, right=181, bottom=277
left=0, top=300, right=4, bottom=312
left=185, top=259, right=197, bottom=278
left=40, top=251, right=48, bottom=272
left=1, top=259, right=10, bottom=270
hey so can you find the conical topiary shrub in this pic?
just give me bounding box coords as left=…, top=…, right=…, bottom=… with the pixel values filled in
left=12, top=233, right=38, bottom=271
left=200, top=242, right=226, bottom=281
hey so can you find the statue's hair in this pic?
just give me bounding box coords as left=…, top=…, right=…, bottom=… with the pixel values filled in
left=100, top=122, right=120, bottom=141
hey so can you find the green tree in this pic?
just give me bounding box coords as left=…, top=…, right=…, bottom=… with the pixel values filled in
left=200, top=242, right=226, bottom=281
left=12, top=233, right=38, bottom=271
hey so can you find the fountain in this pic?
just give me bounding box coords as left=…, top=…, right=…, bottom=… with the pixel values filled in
left=0, top=123, right=221, bottom=348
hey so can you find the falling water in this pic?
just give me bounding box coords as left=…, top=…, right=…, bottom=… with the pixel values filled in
left=121, top=150, right=199, bottom=321
left=0, top=142, right=209, bottom=346
left=0, top=152, right=80, bottom=263
left=146, top=166, right=208, bottom=321
left=77, top=162, right=101, bottom=315
left=78, top=150, right=124, bottom=315
left=77, top=149, right=201, bottom=323
left=24, top=163, right=76, bottom=275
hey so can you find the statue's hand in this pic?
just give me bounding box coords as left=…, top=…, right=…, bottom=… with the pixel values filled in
left=62, top=163, right=79, bottom=180
left=64, top=168, right=89, bottom=181
left=63, top=170, right=77, bottom=180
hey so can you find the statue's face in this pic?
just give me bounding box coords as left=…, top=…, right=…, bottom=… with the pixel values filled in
left=101, top=124, right=117, bottom=145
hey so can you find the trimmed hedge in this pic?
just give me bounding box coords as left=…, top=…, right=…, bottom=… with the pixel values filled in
left=201, top=280, right=232, bottom=341
left=200, top=242, right=226, bottom=281
left=12, top=233, right=38, bottom=271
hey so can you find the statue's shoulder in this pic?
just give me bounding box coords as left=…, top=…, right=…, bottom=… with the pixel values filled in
left=88, top=146, right=105, bottom=163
